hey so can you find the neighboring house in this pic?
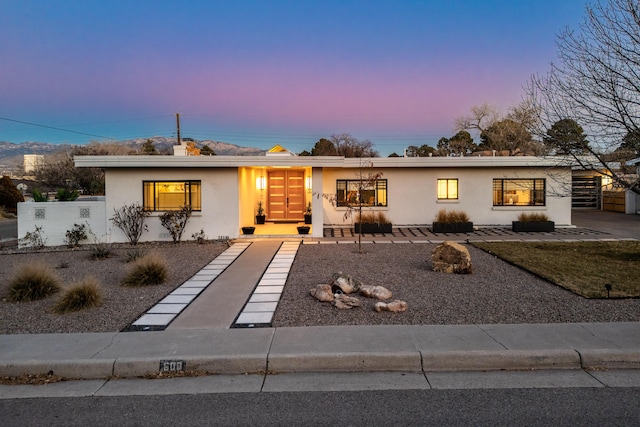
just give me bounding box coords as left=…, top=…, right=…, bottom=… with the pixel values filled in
left=18, top=146, right=575, bottom=245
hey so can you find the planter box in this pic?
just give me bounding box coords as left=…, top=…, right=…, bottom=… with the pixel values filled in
left=432, top=222, right=474, bottom=233
left=241, top=226, right=255, bottom=235
left=255, top=215, right=266, bottom=224
left=297, top=226, right=310, bottom=235
left=512, top=221, right=555, bottom=232
left=304, top=215, right=312, bottom=225
left=354, top=223, right=393, bottom=234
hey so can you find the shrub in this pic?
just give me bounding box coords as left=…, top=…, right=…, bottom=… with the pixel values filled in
left=435, top=209, right=470, bottom=224
left=0, top=175, right=25, bottom=215
left=110, top=203, right=150, bottom=245
left=191, top=229, right=207, bottom=244
left=87, top=228, right=112, bottom=260
left=32, top=188, right=48, bottom=202
left=7, top=262, right=60, bottom=302
left=159, top=205, right=192, bottom=243
left=517, top=212, right=550, bottom=222
left=121, top=253, right=168, bottom=287
left=124, top=248, right=145, bottom=263
left=21, top=225, right=47, bottom=249
left=64, top=223, right=88, bottom=248
left=53, top=277, right=103, bottom=314
left=55, top=188, right=79, bottom=201
left=375, top=211, right=391, bottom=225
left=356, top=212, right=376, bottom=224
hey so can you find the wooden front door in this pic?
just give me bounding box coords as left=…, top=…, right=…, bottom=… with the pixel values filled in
left=267, top=170, right=305, bottom=221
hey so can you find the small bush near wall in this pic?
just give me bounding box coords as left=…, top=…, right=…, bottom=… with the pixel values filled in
left=159, top=205, right=192, bottom=243
left=432, top=209, right=473, bottom=233
left=517, top=212, right=550, bottom=222
left=110, top=203, right=150, bottom=245
left=64, top=223, right=88, bottom=248
left=21, top=225, right=47, bottom=249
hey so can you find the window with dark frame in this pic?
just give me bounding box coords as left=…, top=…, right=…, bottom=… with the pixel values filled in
left=437, top=178, right=458, bottom=200
left=336, top=179, right=387, bottom=207
left=493, top=178, right=545, bottom=206
left=143, top=181, right=202, bottom=211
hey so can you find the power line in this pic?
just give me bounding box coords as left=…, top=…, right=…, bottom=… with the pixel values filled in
left=0, top=116, right=121, bottom=141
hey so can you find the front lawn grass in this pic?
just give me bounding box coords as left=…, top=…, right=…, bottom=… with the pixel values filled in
left=472, top=241, right=640, bottom=298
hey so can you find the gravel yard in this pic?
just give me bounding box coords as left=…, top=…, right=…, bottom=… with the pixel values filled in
left=1, top=241, right=639, bottom=335
left=272, top=243, right=640, bottom=327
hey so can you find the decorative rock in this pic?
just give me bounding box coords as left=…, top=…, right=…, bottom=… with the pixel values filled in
left=332, top=294, right=361, bottom=309
left=359, top=285, right=393, bottom=300
left=328, top=272, right=362, bottom=294
left=309, top=284, right=334, bottom=302
left=374, top=300, right=407, bottom=313
left=431, top=241, right=472, bottom=274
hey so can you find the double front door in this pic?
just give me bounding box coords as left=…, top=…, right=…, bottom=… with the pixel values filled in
left=267, top=170, right=304, bottom=221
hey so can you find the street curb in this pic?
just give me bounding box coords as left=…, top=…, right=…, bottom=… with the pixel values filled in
left=421, top=349, right=581, bottom=372
left=579, top=349, right=640, bottom=370
left=113, top=356, right=268, bottom=377
left=267, top=351, right=422, bottom=373
left=0, top=359, right=115, bottom=380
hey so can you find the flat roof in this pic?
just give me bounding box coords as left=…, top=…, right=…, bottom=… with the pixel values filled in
left=75, top=155, right=573, bottom=169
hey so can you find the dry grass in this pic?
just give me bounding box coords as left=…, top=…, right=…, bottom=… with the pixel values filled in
left=435, top=209, right=470, bottom=223
left=472, top=241, right=640, bottom=298
left=53, top=277, right=103, bottom=314
left=357, top=211, right=391, bottom=224
left=517, top=212, right=550, bottom=222
left=121, top=252, right=168, bottom=287
left=7, top=262, right=61, bottom=302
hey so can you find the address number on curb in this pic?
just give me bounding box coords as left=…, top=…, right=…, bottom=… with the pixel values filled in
left=159, top=359, right=186, bottom=372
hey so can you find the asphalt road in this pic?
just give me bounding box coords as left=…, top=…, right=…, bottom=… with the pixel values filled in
left=0, top=219, right=17, bottom=241
left=2, top=388, right=639, bottom=426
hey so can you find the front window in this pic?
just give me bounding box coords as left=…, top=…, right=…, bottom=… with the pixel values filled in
left=493, top=179, right=545, bottom=206
left=336, top=179, right=387, bottom=207
left=437, top=179, right=458, bottom=200
left=143, top=181, right=202, bottom=211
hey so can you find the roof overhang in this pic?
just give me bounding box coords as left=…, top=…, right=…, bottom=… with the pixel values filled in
left=74, top=155, right=573, bottom=169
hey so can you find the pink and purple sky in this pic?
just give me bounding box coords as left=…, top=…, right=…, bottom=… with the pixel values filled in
left=1, top=0, right=588, bottom=155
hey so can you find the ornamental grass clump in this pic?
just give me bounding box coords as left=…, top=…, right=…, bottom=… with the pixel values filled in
left=121, top=253, right=168, bottom=287
left=517, top=212, right=550, bottom=222
left=53, top=277, right=103, bottom=314
left=435, top=209, right=470, bottom=223
left=7, top=262, right=60, bottom=302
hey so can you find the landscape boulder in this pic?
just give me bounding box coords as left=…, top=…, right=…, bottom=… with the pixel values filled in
left=359, top=285, right=393, bottom=300
left=328, top=272, right=362, bottom=294
left=374, top=300, right=407, bottom=313
left=332, top=294, right=361, bottom=309
left=431, top=241, right=472, bottom=274
left=309, top=284, right=334, bottom=302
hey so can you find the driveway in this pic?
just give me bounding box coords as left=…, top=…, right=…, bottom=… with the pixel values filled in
left=572, top=209, right=640, bottom=239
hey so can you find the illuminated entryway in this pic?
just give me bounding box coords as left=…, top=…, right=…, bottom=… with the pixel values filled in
left=267, top=170, right=305, bottom=221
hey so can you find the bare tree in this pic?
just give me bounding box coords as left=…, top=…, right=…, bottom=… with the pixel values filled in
left=455, top=102, right=543, bottom=155
left=329, top=133, right=379, bottom=157
left=527, top=0, right=640, bottom=193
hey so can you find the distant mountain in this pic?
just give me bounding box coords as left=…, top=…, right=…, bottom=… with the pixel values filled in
left=0, top=138, right=266, bottom=161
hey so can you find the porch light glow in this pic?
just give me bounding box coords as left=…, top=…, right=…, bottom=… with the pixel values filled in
left=601, top=175, right=612, bottom=186
left=305, top=176, right=312, bottom=191
left=256, top=176, right=266, bottom=190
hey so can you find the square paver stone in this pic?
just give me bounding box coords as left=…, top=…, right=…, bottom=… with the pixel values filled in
left=243, top=302, right=278, bottom=312
left=235, top=312, right=274, bottom=325
left=132, top=313, right=176, bottom=326
left=249, top=293, right=281, bottom=303
left=159, top=295, right=195, bottom=304
left=254, top=286, right=284, bottom=294
left=147, top=304, right=187, bottom=314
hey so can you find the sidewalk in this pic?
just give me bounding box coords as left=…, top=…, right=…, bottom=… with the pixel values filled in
left=1, top=210, right=639, bottom=381
left=1, top=323, right=639, bottom=380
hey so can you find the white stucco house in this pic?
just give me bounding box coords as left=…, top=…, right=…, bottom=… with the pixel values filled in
left=18, top=145, right=575, bottom=246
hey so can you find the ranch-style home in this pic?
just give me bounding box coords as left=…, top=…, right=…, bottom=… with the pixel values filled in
left=18, top=145, right=575, bottom=246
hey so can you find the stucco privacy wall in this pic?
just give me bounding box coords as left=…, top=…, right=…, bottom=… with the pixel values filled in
left=18, top=200, right=107, bottom=247
left=104, top=168, right=238, bottom=243
left=321, top=166, right=572, bottom=226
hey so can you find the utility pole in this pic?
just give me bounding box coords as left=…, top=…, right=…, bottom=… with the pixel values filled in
left=176, top=112, right=182, bottom=145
